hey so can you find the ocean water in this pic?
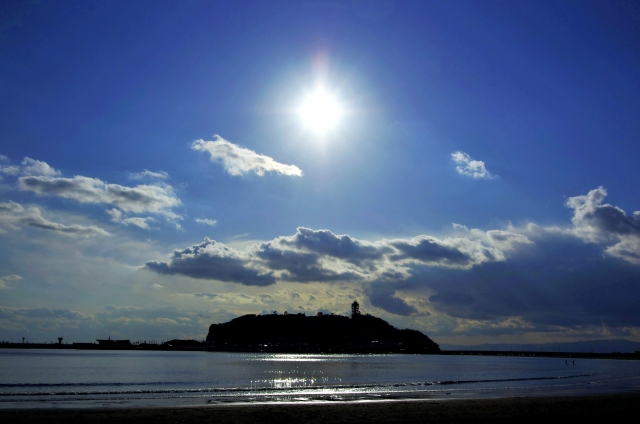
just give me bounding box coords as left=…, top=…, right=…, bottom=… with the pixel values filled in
left=1, top=349, right=639, bottom=409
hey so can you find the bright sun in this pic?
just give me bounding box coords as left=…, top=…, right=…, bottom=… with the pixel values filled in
left=298, top=87, right=343, bottom=135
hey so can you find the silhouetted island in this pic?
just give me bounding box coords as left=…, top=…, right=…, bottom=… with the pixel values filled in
left=205, top=301, right=440, bottom=354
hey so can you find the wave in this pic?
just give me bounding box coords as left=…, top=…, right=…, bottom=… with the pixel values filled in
left=0, top=374, right=592, bottom=399
left=0, top=381, right=197, bottom=388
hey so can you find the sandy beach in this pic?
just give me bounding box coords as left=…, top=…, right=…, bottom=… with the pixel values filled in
left=1, top=393, right=639, bottom=423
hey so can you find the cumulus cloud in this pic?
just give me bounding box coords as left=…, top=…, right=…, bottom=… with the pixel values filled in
left=452, top=224, right=534, bottom=253
left=253, top=228, right=394, bottom=282
left=107, top=208, right=155, bottom=230
left=144, top=227, right=518, bottom=314
left=145, top=238, right=276, bottom=286
left=192, top=135, right=303, bottom=177
left=20, top=157, right=61, bottom=177
left=451, top=151, right=496, bottom=179
left=418, top=187, right=640, bottom=334
left=389, top=235, right=504, bottom=268
left=255, top=241, right=362, bottom=282
left=365, top=284, right=417, bottom=316
left=129, top=170, right=170, bottom=180
left=421, top=234, right=640, bottom=335
left=0, top=201, right=109, bottom=237
left=278, top=227, right=391, bottom=265
left=195, top=218, right=217, bottom=226
left=415, top=188, right=640, bottom=335
left=566, top=187, right=640, bottom=264
left=18, top=175, right=180, bottom=215
left=0, top=156, right=61, bottom=178
left=0, top=275, right=22, bottom=289
left=0, top=165, right=20, bottom=176
left=606, top=239, right=640, bottom=265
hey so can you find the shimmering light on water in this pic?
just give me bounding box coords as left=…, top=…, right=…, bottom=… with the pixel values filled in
left=254, top=353, right=351, bottom=362
left=1, top=349, right=640, bottom=409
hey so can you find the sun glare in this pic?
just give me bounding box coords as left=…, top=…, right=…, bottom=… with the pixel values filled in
left=298, top=87, right=342, bottom=135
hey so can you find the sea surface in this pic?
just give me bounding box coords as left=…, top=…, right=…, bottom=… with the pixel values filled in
left=1, top=349, right=639, bottom=409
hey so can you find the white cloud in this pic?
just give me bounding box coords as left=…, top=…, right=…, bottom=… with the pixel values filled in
left=0, top=154, right=8, bottom=162
left=18, top=175, right=181, bottom=215
left=106, top=208, right=156, bottom=230
left=0, top=165, right=20, bottom=176
left=452, top=224, right=534, bottom=253
left=129, top=170, right=170, bottom=180
left=195, top=218, right=217, bottom=226
left=2, top=156, right=181, bottom=231
left=0, top=275, right=22, bottom=289
left=192, top=135, right=303, bottom=177
left=0, top=156, right=61, bottom=177
left=451, top=151, right=496, bottom=179
left=565, top=187, right=640, bottom=264
left=0, top=201, right=109, bottom=237
left=388, top=235, right=506, bottom=268
left=145, top=227, right=515, bottom=290
left=145, top=237, right=276, bottom=286
left=490, top=187, right=640, bottom=266
left=20, top=157, right=61, bottom=177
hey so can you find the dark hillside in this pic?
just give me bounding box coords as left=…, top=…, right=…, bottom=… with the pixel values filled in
left=206, top=312, right=440, bottom=353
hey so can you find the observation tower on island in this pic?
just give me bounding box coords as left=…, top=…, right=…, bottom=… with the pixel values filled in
left=351, top=300, right=360, bottom=318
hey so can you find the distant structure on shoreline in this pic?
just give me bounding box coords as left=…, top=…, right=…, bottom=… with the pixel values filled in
left=96, top=337, right=132, bottom=347
left=0, top=338, right=204, bottom=351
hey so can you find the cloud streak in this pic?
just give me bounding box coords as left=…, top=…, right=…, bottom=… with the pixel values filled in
left=18, top=175, right=180, bottom=215
left=195, top=218, right=217, bottom=226
left=0, top=201, right=109, bottom=237
left=192, top=135, right=303, bottom=177
left=129, top=170, right=170, bottom=180
left=107, top=208, right=155, bottom=230
left=0, top=275, right=22, bottom=289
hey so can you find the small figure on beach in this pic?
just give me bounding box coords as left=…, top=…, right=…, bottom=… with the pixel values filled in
left=572, top=360, right=575, bottom=366
left=565, top=360, right=568, bottom=365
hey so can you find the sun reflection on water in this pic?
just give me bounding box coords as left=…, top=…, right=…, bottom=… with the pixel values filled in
left=252, top=353, right=350, bottom=362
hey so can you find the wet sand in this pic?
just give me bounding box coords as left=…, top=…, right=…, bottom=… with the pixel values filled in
left=1, top=393, right=639, bottom=423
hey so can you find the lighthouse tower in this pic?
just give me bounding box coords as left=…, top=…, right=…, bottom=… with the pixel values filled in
left=351, top=300, right=360, bottom=318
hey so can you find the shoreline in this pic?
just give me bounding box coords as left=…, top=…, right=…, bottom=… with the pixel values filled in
left=1, top=393, right=639, bottom=423
left=2, top=346, right=639, bottom=360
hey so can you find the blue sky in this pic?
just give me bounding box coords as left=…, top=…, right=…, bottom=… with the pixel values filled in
left=1, top=0, right=640, bottom=345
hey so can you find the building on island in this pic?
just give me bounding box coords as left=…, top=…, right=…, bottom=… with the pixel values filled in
left=351, top=300, right=360, bottom=317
